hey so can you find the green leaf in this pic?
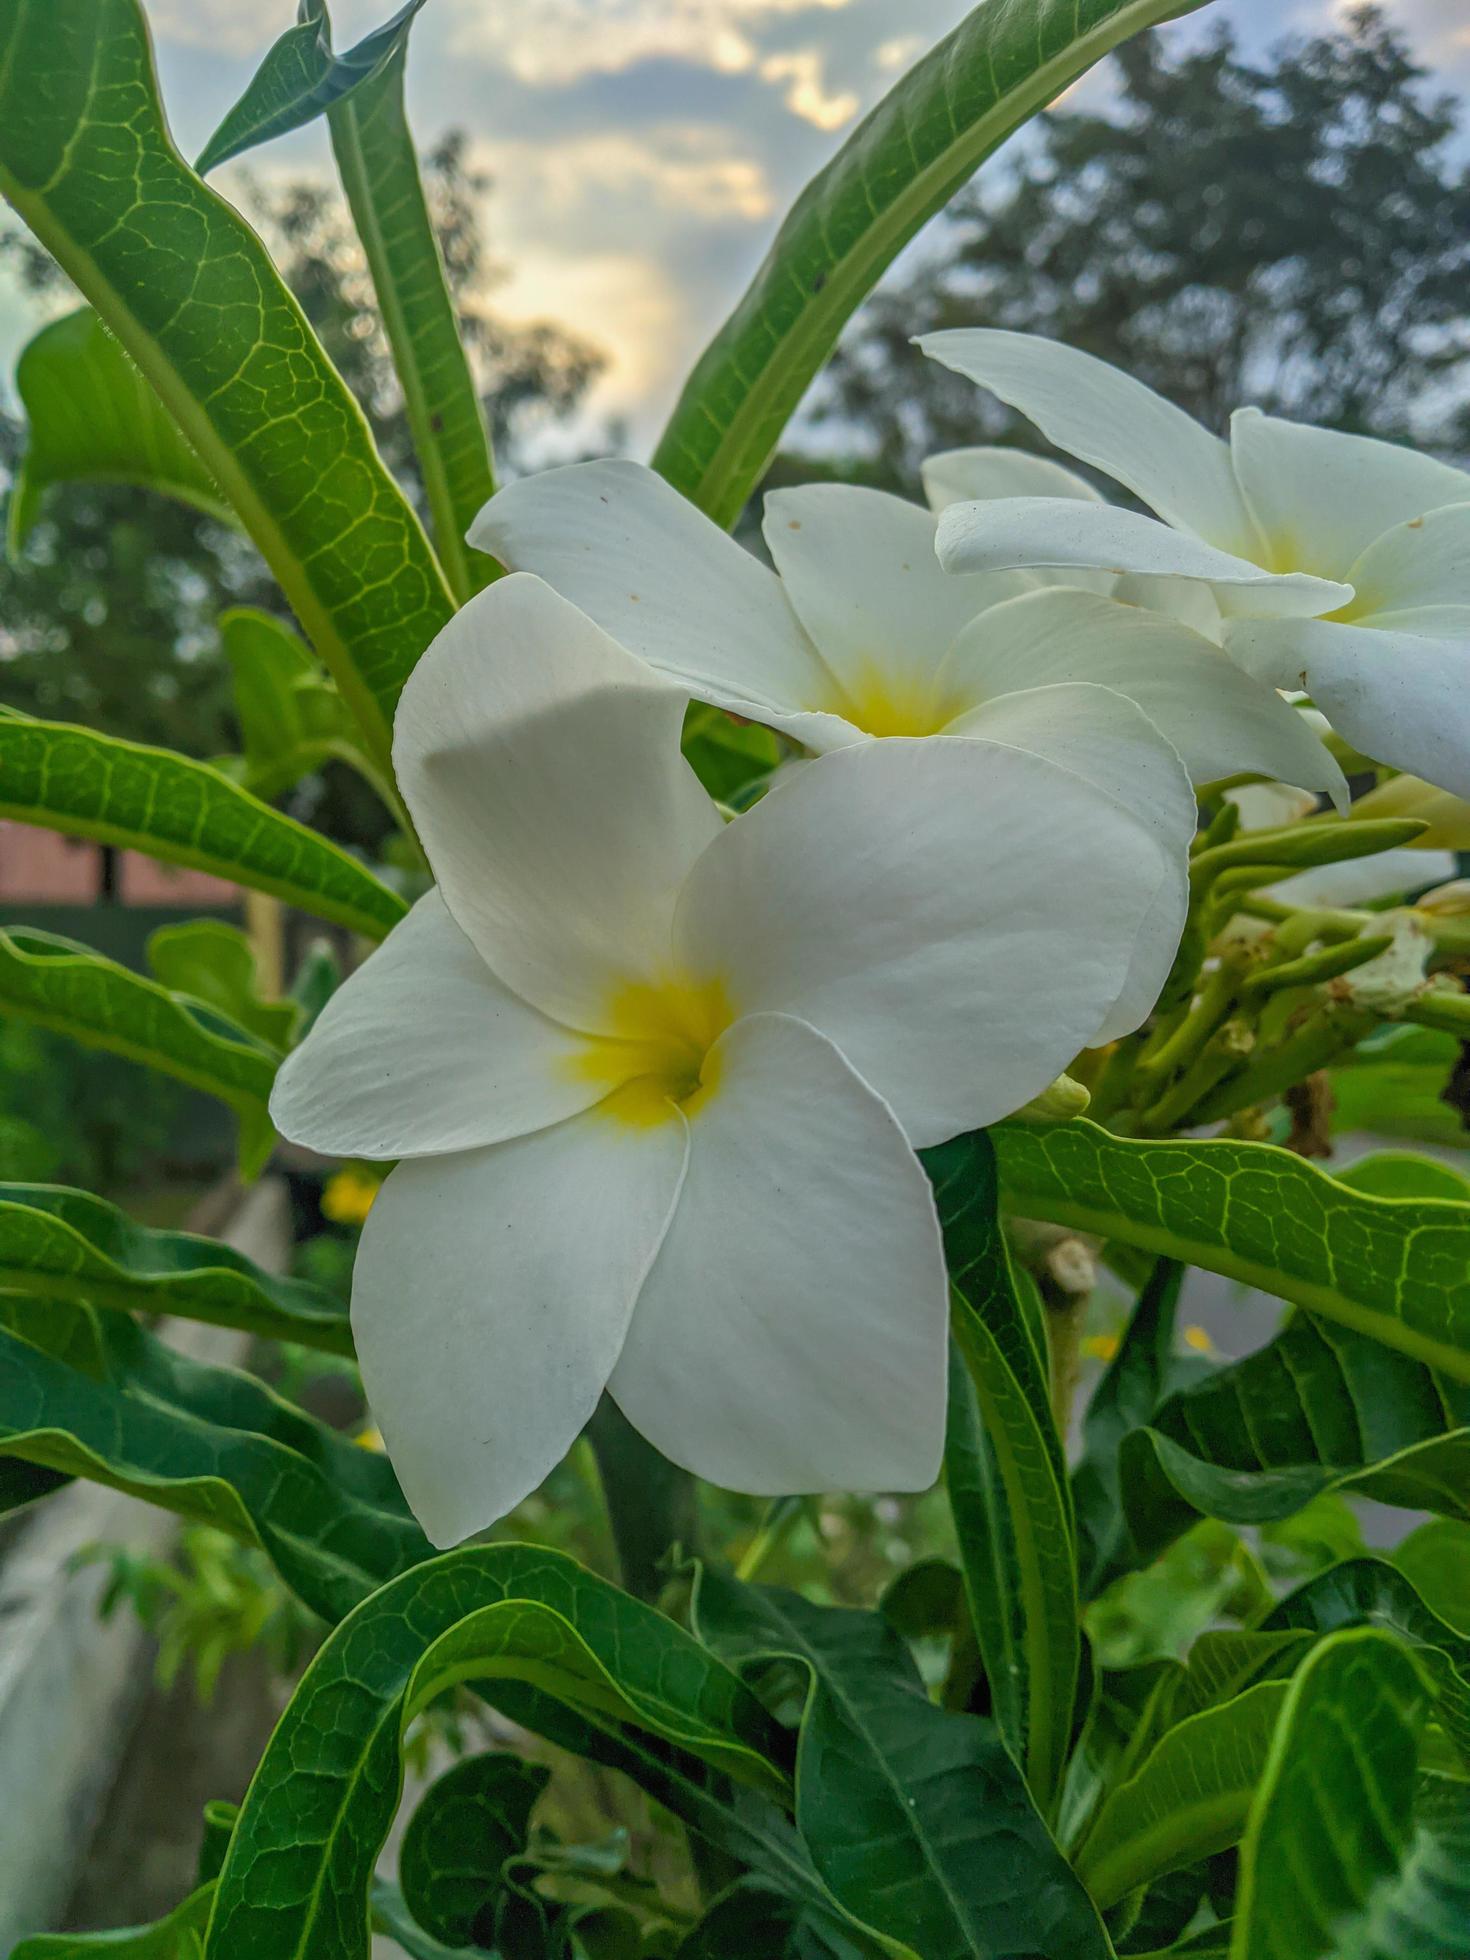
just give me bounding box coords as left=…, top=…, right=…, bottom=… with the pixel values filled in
left=924, top=1129, right=1078, bottom=1810
left=692, top=1566, right=1113, bottom=1960
left=194, top=0, right=426, bottom=174
left=994, top=1119, right=1470, bottom=1382
left=0, top=1180, right=353, bottom=1354
left=1230, top=1629, right=1430, bottom=1960
left=651, top=0, right=1209, bottom=526
left=1393, top=1521, right=1470, bottom=1636
left=1072, top=1679, right=1290, bottom=1909
left=675, top=1880, right=868, bottom=1959
left=326, top=17, right=498, bottom=603
left=9, top=1882, right=215, bottom=1956
left=1330, top=1027, right=1468, bottom=1151
left=1117, top=1313, right=1470, bottom=1567
left=217, top=608, right=391, bottom=806
left=1327, top=1780, right=1470, bottom=1960
left=0, top=0, right=456, bottom=775
left=0, top=1304, right=426, bottom=1621
left=1336, top=1150, right=1470, bottom=1202
left=681, top=703, right=780, bottom=805
left=7, top=306, right=234, bottom=553
left=1073, top=1259, right=1184, bottom=1595
left=1262, top=1559, right=1470, bottom=1767
left=0, top=926, right=278, bottom=1175
left=204, top=1546, right=792, bottom=1959
left=399, top=1752, right=549, bottom=1947
left=147, top=921, right=299, bottom=1051
left=0, top=712, right=407, bottom=939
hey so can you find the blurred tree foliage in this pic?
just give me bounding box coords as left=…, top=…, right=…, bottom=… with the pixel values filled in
left=0, top=135, right=602, bottom=806
left=795, top=8, right=1470, bottom=495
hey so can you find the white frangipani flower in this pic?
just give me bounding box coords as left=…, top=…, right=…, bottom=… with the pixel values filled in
left=271, top=574, right=1182, bottom=1547
left=472, top=458, right=1343, bottom=807
left=919, top=329, right=1470, bottom=797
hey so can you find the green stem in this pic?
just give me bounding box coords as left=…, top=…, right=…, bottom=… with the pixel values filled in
left=584, top=1397, right=699, bottom=1603
left=735, top=1495, right=806, bottom=1583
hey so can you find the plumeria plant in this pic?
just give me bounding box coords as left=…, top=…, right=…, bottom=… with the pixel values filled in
left=3, top=0, right=1470, bottom=1955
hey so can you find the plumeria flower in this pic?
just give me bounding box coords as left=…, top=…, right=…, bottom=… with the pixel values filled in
left=272, top=574, right=1181, bottom=1547
left=919, top=329, right=1470, bottom=797
left=473, top=458, right=1344, bottom=809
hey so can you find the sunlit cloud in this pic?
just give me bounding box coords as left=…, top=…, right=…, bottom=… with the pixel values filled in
left=758, top=48, right=859, bottom=128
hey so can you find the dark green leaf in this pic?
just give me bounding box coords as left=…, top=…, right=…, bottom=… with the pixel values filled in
left=194, top=0, right=427, bottom=175
left=680, top=703, right=780, bottom=805
left=995, top=1120, right=1470, bottom=1381
left=7, top=306, right=234, bottom=552
left=1330, top=1027, right=1469, bottom=1151
left=205, top=1547, right=792, bottom=1958
left=1393, top=1521, right=1470, bottom=1636
left=692, top=1566, right=1112, bottom=1960
left=1231, top=1630, right=1431, bottom=1960
left=0, top=926, right=278, bottom=1175
left=652, top=0, right=1210, bottom=526
left=9, top=1883, right=215, bottom=1956
left=925, top=1128, right=1079, bottom=1808
left=0, top=1180, right=353, bottom=1355
left=1263, top=1559, right=1470, bottom=1766
left=1119, top=1313, right=1470, bottom=1565
left=0, top=1308, right=425, bottom=1622
left=0, top=712, right=406, bottom=938
left=0, top=0, right=455, bottom=774
left=400, top=1753, right=549, bottom=1947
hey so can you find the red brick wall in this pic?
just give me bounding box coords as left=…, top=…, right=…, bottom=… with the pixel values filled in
left=0, top=823, right=239, bottom=905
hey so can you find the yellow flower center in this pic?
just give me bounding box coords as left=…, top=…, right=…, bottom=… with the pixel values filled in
left=828, top=660, right=962, bottom=740
left=571, top=974, right=735, bottom=1127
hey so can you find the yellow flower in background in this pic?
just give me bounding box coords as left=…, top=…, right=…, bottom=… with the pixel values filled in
left=322, top=1167, right=381, bottom=1227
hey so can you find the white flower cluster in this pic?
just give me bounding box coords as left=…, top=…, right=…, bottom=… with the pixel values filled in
left=272, top=334, right=1470, bottom=1546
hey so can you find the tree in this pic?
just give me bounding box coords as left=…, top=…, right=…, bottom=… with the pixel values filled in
left=803, top=8, right=1470, bottom=494
left=0, top=137, right=602, bottom=771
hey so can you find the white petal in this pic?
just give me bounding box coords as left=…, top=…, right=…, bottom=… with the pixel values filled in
left=1225, top=617, right=1470, bottom=800
left=939, top=587, right=1348, bottom=802
left=940, top=680, right=1191, bottom=1041
left=269, top=891, right=602, bottom=1159
left=917, top=329, right=1259, bottom=552
left=921, top=445, right=1102, bottom=511
left=1342, top=502, right=1470, bottom=616
left=1230, top=412, right=1470, bottom=583
left=1108, top=573, right=1224, bottom=640
left=1272, top=850, right=1459, bottom=910
left=394, top=574, right=722, bottom=1030
left=935, top=497, right=1351, bottom=616
left=469, top=459, right=835, bottom=713
left=762, top=483, right=1032, bottom=705
left=610, top=1013, right=947, bottom=1494
left=676, top=738, right=1172, bottom=1147
left=353, top=1110, right=687, bottom=1547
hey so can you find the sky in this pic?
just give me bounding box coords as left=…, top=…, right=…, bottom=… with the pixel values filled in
left=3, top=0, right=1469, bottom=453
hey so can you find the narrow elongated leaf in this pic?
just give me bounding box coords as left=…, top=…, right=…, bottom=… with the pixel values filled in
left=1119, top=1313, right=1470, bottom=1565
left=0, top=712, right=406, bottom=939
left=1327, top=1781, right=1470, bottom=1960
left=9, top=1883, right=215, bottom=1956
left=995, top=1120, right=1470, bottom=1382
left=328, top=28, right=498, bottom=602
left=1231, top=1630, right=1430, bottom=1960
left=652, top=0, right=1209, bottom=526
left=0, top=926, right=277, bottom=1174
left=0, top=1181, right=353, bottom=1355
left=1394, top=1520, right=1470, bottom=1635
left=7, top=306, right=234, bottom=553
left=194, top=0, right=427, bottom=174
left=692, top=1566, right=1113, bottom=1960
left=1338, top=1151, right=1470, bottom=1203
left=0, top=0, right=455, bottom=773
left=925, top=1129, right=1078, bottom=1809
left=1073, top=1680, right=1290, bottom=1909
left=205, top=1547, right=792, bottom=1959
left=1263, top=1559, right=1470, bottom=1765
left=0, top=1305, right=425, bottom=1621
left=1073, top=1259, right=1184, bottom=1595
left=218, top=609, right=391, bottom=805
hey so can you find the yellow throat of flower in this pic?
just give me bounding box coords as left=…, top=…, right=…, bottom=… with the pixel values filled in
left=830, top=660, right=962, bottom=740
left=571, top=974, right=735, bottom=1127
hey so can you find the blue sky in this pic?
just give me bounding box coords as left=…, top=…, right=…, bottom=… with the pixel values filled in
left=4, top=0, right=1468, bottom=450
